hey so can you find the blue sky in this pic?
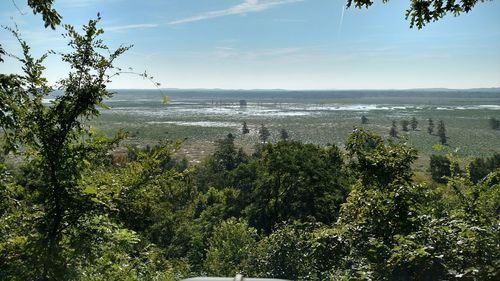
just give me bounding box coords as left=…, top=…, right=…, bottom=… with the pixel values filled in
left=1, top=0, right=499, bottom=89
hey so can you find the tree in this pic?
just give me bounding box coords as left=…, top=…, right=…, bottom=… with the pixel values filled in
left=1, top=16, right=131, bottom=279
left=361, top=115, right=368, bottom=124
left=429, top=155, right=452, bottom=183
left=437, top=120, right=447, bottom=144
left=345, top=128, right=417, bottom=187
left=204, top=218, right=257, bottom=276
left=245, top=141, right=347, bottom=233
left=489, top=117, right=500, bottom=130
left=195, top=133, right=247, bottom=191
left=401, top=120, right=410, bottom=131
left=390, top=120, right=398, bottom=138
left=411, top=117, right=418, bottom=131
left=468, top=153, right=500, bottom=183
left=280, top=128, right=289, bottom=141
left=213, top=134, right=247, bottom=171
left=242, top=121, right=250, bottom=134
left=258, top=124, right=270, bottom=144
left=347, top=0, right=491, bottom=29
left=428, top=118, right=434, bottom=134
left=253, top=222, right=318, bottom=280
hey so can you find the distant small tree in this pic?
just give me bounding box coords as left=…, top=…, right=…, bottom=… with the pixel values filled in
left=410, top=117, right=418, bottom=131
left=242, top=121, right=250, bottom=134
left=489, top=117, right=500, bottom=130
left=428, top=118, right=434, bottom=135
left=390, top=121, right=398, bottom=138
left=361, top=115, right=368, bottom=124
left=259, top=124, right=270, bottom=144
left=280, top=128, right=289, bottom=141
left=437, top=120, right=447, bottom=145
left=401, top=120, right=410, bottom=132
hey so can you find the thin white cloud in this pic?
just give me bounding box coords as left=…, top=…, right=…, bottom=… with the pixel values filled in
left=169, top=0, right=304, bottom=25
left=57, top=0, right=121, bottom=8
left=273, top=18, right=307, bottom=23
left=211, top=46, right=304, bottom=60
left=105, top=24, right=159, bottom=32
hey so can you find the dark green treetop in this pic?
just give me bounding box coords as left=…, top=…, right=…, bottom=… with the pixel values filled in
left=347, top=0, right=491, bottom=29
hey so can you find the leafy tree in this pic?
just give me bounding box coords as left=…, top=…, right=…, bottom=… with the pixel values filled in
left=410, top=117, right=418, bottom=131
left=245, top=141, right=348, bottom=233
left=428, top=118, right=435, bottom=134
left=195, top=133, right=247, bottom=191
left=252, top=221, right=318, bottom=280
left=242, top=121, right=250, bottom=134
left=346, top=128, right=417, bottom=187
left=204, top=218, right=258, bottom=276
left=279, top=128, right=289, bottom=141
left=0, top=16, right=139, bottom=280
left=258, top=124, right=270, bottom=144
left=347, top=0, right=491, bottom=29
left=361, top=115, right=368, bottom=124
left=330, top=129, right=498, bottom=280
left=390, top=120, right=398, bottom=137
left=401, top=120, right=410, bottom=131
left=437, top=120, right=447, bottom=144
left=468, top=153, right=500, bottom=183
left=187, top=187, right=244, bottom=271
left=336, top=129, right=431, bottom=279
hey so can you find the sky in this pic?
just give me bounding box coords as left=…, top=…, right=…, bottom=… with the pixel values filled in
left=1, top=0, right=499, bottom=90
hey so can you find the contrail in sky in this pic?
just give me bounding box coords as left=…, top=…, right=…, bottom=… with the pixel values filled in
left=338, top=4, right=346, bottom=35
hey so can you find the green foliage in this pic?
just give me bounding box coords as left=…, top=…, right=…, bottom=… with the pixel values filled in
left=258, top=124, right=270, bottom=144
left=429, top=154, right=453, bottom=183
left=241, top=121, right=250, bottom=134
left=346, top=128, right=417, bottom=187
left=204, top=218, right=258, bottom=276
left=489, top=117, right=500, bottom=130
left=279, top=128, right=289, bottom=141
left=245, top=141, right=348, bottom=233
left=390, top=120, right=398, bottom=138
left=438, top=120, right=447, bottom=144
left=252, top=221, right=318, bottom=280
left=347, top=0, right=491, bottom=29
left=361, top=115, right=368, bottom=124
left=194, top=133, right=247, bottom=191
left=0, top=16, right=134, bottom=279
left=27, top=0, right=62, bottom=29
left=2, top=1, right=496, bottom=280
left=401, top=120, right=410, bottom=131
left=428, top=118, right=434, bottom=135
left=410, top=117, right=418, bottom=131
left=468, top=153, right=500, bottom=183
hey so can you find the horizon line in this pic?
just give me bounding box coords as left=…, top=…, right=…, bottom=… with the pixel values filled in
left=107, top=87, right=500, bottom=91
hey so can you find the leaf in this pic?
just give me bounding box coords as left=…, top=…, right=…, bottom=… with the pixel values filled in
left=162, top=95, right=170, bottom=105
left=432, top=143, right=444, bottom=151
left=83, top=186, right=97, bottom=194
left=97, top=102, right=110, bottom=110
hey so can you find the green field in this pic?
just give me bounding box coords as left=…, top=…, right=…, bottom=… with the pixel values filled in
left=92, top=89, right=500, bottom=167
